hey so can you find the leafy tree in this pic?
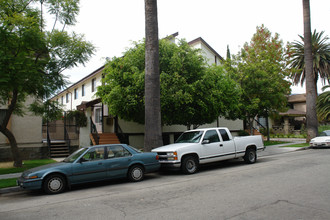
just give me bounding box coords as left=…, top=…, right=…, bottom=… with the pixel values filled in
left=97, top=39, right=240, bottom=134
left=226, top=45, right=231, bottom=61
left=317, top=85, right=330, bottom=122
left=225, top=25, right=291, bottom=138
left=144, top=0, right=162, bottom=151
left=0, top=0, right=95, bottom=167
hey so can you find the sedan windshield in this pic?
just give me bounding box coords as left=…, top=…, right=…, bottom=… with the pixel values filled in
left=175, top=131, right=204, bottom=143
left=320, top=130, right=330, bottom=136
left=63, top=148, right=88, bottom=163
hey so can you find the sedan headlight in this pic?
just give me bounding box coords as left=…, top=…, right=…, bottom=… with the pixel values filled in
left=24, top=175, right=38, bottom=180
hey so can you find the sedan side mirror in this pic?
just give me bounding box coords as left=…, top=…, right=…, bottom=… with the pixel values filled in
left=79, top=157, right=87, bottom=163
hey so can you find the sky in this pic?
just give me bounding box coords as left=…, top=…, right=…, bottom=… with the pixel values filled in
left=59, top=0, right=330, bottom=94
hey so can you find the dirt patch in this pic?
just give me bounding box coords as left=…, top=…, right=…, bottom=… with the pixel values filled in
left=0, top=162, right=14, bottom=169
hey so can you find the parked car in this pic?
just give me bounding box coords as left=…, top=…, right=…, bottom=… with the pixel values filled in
left=310, top=130, right=330, bottom=148
left=17, top=144, right=160, bottom=194
left=152, top=127, right=264, bottom=174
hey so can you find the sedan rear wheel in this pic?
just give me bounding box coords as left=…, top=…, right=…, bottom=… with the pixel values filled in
left=128, top=165, right=144, bottom=182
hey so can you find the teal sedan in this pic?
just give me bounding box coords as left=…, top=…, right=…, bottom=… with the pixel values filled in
left=17, top=144, right=160, bottom=194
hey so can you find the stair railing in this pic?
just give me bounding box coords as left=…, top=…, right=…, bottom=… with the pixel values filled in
left=90, top=117, right=99, bottom=145
left=114, top=116, right=128, bottom=144
left=64, top=126, right=71, bottom=150
left=46, top=121, right=51, bottom=156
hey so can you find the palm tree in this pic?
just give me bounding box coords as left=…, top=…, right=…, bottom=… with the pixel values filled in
left=317, top=85, right=330, bottom=122
left=302, top=0, right=318, bottom=141
left=288, top=30, right=330, bottom=92
left=144, top=0, right=163, bottom=151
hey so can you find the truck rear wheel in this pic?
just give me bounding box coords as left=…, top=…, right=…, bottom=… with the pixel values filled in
left=244, top=148, right=257, bottom=164
left=181, top=156, right=198, bottom=174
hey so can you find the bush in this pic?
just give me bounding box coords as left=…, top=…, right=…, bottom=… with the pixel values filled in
left=238, top=130, right=250, bottom=136
left=66, top=110, right=87, bottom=127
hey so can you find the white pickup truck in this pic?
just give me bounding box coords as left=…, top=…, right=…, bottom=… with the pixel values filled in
left=152, top=127, right=264, bottom=174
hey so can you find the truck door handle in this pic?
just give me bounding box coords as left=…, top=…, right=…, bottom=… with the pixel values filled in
left=219, top=144, right=223, bottom=147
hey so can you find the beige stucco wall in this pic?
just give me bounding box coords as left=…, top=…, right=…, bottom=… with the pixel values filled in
left=0, top=96, right=42, bottom=145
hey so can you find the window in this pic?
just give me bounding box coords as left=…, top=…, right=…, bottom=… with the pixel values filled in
left=107, top=145, right=131, bottom=158
left=74, top=88, right=78, bottom=99
left=218, top=129, right=230, bottom=141
left=203, top=130, right=220, bottom=143
left=91, top=78, right=96, bottom=92
left=82, top=84, right=85, bottom=97
left=95, top=108, right=102, bottom=123
left=82, top=147, right=105, bottom=161
left=66, top=93, right=69, bottom=103
left=61, top=96, right=64, bottom=104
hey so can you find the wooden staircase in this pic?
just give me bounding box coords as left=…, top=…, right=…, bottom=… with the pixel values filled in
left=90, top=133, right=121, bottom=145
left=50, top=141, right=70, bottom=158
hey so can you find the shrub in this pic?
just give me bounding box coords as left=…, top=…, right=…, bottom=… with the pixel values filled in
left=238, top=130, right=250, bottom=136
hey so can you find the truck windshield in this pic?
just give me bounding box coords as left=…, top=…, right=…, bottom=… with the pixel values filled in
left=175, top=131, right=203, bottom=143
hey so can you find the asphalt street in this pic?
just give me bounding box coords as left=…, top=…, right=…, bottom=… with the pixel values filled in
left=1, top=145, right=329, bottom=220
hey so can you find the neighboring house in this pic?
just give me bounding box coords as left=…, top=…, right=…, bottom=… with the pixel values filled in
left=0, top=97, right=46, bottom=161
left=51, top=33, right=244, bottom=149
left=273, top=94, right=306, bottom=135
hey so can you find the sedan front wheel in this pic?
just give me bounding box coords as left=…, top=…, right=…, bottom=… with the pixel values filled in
left=43, top=174, right=66, bottom=194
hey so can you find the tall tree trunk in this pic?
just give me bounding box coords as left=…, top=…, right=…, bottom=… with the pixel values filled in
left=0, top=89, right=22, bottom=167
left=144, top=0, right=163, bottom=151
left=303, top=0, right=318, bottom=142
left=0, top=127, right=22, bottom=167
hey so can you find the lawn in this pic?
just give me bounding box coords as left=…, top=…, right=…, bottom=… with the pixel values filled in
left=0, top=159, right=56, bottom=175
left=0, top=159, right=57, bottom=189
left=281, top=143, right=309, bottom=148
left=0, top=178, right=17, bottom=189
left=263, top=140, right=289, bottom=146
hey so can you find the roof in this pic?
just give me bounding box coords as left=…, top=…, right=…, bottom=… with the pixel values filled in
left=288, top=94, right=306, bottom=103
left=76, top=98, right=102, bottom=111
left=188, top=37, right=224, bottom=61
left=279, top=109, right=306, bottom=117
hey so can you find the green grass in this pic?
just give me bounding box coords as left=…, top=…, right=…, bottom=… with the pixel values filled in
left=0, top=178, right=17, bottom=189
left=263, top=141, right=289, bottom=146
left=281, top=143, right=309, bottom=148
left=0, top=159, right=56, bottom=175
left=0, top=159, right=57, bottom=189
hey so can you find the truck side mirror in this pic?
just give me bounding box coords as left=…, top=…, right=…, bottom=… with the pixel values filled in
left=202, top=140, right=210, bottom=144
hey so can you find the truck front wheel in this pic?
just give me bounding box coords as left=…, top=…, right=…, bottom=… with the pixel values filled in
left=181, top=156, right=198, bottom=174
left=244, top=148, right=257, bottom=164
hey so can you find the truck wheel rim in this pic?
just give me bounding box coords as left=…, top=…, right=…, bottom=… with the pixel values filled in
left=187, top=160, right=196, bottom=172
left=249, top=152, right=255, bottom=162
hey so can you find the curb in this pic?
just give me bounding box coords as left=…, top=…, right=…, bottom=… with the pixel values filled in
left=0, top=186, right=21, bottom=195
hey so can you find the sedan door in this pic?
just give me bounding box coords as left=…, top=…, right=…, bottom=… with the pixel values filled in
left=104, top=145, right=133, bottom=178
left=71, top=147, right=107, bottom=184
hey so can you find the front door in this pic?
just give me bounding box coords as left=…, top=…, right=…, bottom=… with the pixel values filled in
left=71, top=146, right=107, bottom=184
left=200, top=129, right=223, bottom=163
